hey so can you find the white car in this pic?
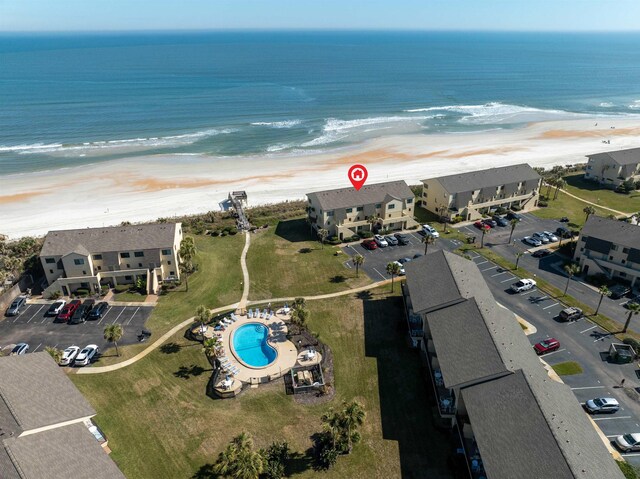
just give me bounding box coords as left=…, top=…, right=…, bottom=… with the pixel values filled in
left=60, top=345, right=80, bottom=366
left=422, top=224, right=440, bottom=238
left=614, top=433, right=640, bottom=453
left=374, top=234, right=389, bottom=247
left=46, top=300, right=66, bottom=317
left=523, top=236, right=542, bottom=247
left=542, top=231, right=559, bottom=242
left=510, top=278, right=537, bottom=293
left=9, top=343, right=29, bottom=355
left=532, top=232, right=550, bottom=244
left=392, top=261, right=406, bottom=276
left=75, top=344, right=99, bottom=366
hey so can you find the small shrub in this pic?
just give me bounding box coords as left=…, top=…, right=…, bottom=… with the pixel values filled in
left=48, top=291, right=61, bottom=300
left=510, top=205, right=522, bottom=212
left=74, top=288, right=90, bottom=296
left=114, top=284, right=130, bottom=293
left=358, top=230, right=373, bottom=239
left=220, top=231, right=228, bottom=237
left=350, top=234, right=360, bottom=242
left=538, top=199, right=548, bottom=207
left=228, top=227, right=238, bottom=235
left=211, top=230, right=220, bottom=237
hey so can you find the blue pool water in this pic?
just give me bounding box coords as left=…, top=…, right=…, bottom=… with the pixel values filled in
left=232, top=323, right=277, bottom=368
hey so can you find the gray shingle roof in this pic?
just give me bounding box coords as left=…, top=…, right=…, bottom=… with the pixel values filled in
left=461, top=370, right=574, bottom=479
left=587, top=147, right=640, bottom=166
left=581, top=215, right=640, bottom=249
left=422, top=163, right=540, bottom=194
left=0, top=353, right=96, bottom=431
left=3, top=422, right=125, bottom=479
left=426, top=298, right=509, bottom=388
left=40, top=222, right=180, bottom=257
left=306, top=180, right=413, bottom=211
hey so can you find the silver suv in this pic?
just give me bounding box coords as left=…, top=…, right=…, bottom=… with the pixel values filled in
left=558, top=307, right=583, bottom=322
left=5, top=296, right=27, bottom=317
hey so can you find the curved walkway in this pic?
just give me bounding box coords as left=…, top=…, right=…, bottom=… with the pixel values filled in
left=544, top=182, right=629, bottom=217
left=237, top=232, right=251, bottom=310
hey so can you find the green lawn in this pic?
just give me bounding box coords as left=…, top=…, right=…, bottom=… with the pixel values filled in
left=72, top=287, right=451, bottom=479
left=113, top=291, right=147, bottom=302
left=562, top=173, right=640, bottom=214
left=247, top=218, right=371, bottom=301
left=552, top=361, right=584, bottom=376
left=532, top=190, right=612, bottom=228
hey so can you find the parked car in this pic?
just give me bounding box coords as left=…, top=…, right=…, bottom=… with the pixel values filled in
left=533, top=338, right=560, bottom=355
left=5, top=296, right=27, bottom=317
left=558, top=307, right=583, bottom=322
left=60, top=345, right=80, bottom=366
left=362, top=239, right=378, bottom=250
left=70, top=304, right=92, bottom=324
left=392, top=261, right=406, bottom=276
left=614, top=434, right=640, bottom=453
left=506, top=211, right=522, bottom=221
left=384, top=235, right=398, bottom=246
left=46, top=300, right=66, bottom=317
left=492, top=215, right=509, bottom=227
left=89, top=302, right=109, bottom=320
left=397, top=257, right=412, bottom=264
left=473, top=220, right=486, bottom=230
left=10, top=343, right=29, bottom=355
left=523, top=236, right=542, bottom=247
left=532, top=232, right=550, bottom=244
left=56, top=300, right=81, bottom=322
left=374, top=234, right=389, bottom=247
left=555, top=226, right=572, bottom=239
left=510, top=278, right=537, bottom=293
left=422, top=224, right=440, bottom=238
left=394, top=233, right=410, bottom=245
left=82, top=299, right=96, bottom=309
left=532, top=249, right=552, bottom=258
left=542, top=231, right=559, bottom=242
left=482, top=218, right=497, bottom=228
left=75, top=344, right=100, bottom=366
left=584, top=397, right=620, bottom=414
left=610, top=284, right=632, bottom=300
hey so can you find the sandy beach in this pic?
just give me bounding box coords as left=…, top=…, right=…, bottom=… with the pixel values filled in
left=2, top=117, right=640, bottom=239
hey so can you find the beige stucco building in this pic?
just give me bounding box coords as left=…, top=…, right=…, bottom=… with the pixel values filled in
left=573, top=216, right=640, bottom=287
left=584, top=147, right=640, bottom=188
left=420, top=163, right=541, bottom=222
left=40, top=223, right=182, bottom=297
left=306, top=180, right=417, bottom=240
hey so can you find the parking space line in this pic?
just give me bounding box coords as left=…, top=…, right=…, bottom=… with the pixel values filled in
left=571, top=386, right=605, bottom=390
left=31, top=343, right=42, bottom=353
left=520, top=289, right=538, bottom=296
left=344, top=262, right=352, bottom=269
left=542, top=302, right=560, bottom=310
left=372, top=268, right=387, bottom=281
left=475, top=260, right=489, bottom=266
left=125, top=307, right=140, bottom=326
left=593, top=416, right=632, bottom=421
left=500, top=277, right=516, bottom=283
left=540, top=348, right=566, bottom=357
left=97, top=306, right=113, bottom=325
left=112, top=308, right=126, bottom=324
left=480, top=266, right=498, bottom=272
left=580, top=325, right=598, bottom=334
left=26, top=305, right=45, bottom=324
left=490, top=271, right=508, bottom=277
left=13, top=305, right=34, bottom=323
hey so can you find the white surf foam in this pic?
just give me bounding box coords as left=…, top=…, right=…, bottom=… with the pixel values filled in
left=251, top=120, right=302, bottom=128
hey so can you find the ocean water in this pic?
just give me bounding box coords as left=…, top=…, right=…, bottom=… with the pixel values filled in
left=1, top=31, right=640, bottom=175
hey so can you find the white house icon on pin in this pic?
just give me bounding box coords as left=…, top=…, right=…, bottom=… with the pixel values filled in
left=351, top=168, right=364, bottom=180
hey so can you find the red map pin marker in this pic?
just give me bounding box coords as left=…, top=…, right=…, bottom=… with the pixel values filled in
left=348, top=164, right=368, bottom=191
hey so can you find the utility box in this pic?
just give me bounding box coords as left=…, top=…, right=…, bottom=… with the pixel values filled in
left=609, top=343, right=636, bottom=364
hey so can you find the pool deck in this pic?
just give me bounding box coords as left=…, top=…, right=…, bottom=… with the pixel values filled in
left=216, top=309, right=298, bottom=385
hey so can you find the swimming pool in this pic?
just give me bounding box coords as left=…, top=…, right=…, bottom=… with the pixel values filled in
left=232, top=323, right=277, bottom=368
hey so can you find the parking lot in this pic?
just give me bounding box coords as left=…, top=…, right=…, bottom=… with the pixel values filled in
left=0, top=301, right=153, bottom=357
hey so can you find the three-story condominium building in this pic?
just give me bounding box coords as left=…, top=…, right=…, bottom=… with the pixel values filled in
left=40, top=223, right=183, bottom=297
left=573, top=216, right=640, bottom=287
left=420, top=163, right=541, bottom=222
left=584, top=147, right=640, bottom=188
left=306, top=180, right=417, bottom=240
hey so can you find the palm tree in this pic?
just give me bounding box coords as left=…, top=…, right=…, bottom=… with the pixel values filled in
left=386, top=262, right=402, bottom=292
left=583, top=206, right=596, bottom=222
left=179, top=236, right=197, bottom=291
left=623, top=303, right=640, bottom=333
left=553, top=178, right=566, bottom=200
left=515, top=252, right=524, bottom=270
left=563, top=263, right=581, bottom=296
left=341, top=400, right=366, bottom=453
left=317, top=228, right=329, bottom=249
left=352, top=254, right=364, bottom=277
left=214, top=432, right=264, bottom=479
left=545, top=176, right=557, bottom=198
left=480, top=225, right=490, bottom=248
left=45, top=346, right=63, bottom=364
left=422, top=234, right=436, bottom=255
left=508, top=218, right=519, bottom=243
left=595, top=285, right=610, bottom=315
left=195, top=304, right=211, bottom=324
left=367, top=214, right=381, bottom=233
left=202, top=337, right=220, bottom=366
left=290, top=307, right=309, bottom=326
left=104, top=324, right=124, bottom=357
left=321, top=408, right=342, bottom=449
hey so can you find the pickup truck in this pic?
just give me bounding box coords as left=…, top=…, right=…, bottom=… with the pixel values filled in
left=510, top=278, right=536, bottom=293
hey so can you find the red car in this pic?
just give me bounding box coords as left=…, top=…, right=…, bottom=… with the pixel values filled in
left=56, top=300, right=81, bottom=323
left=474, top=220, right=490, bottom=230
left=362, top=239, right=378, bottom=250
left=533, top=338, right=560, bottom=355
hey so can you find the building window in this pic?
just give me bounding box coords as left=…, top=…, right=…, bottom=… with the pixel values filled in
left=170, top=271, right=176, bottom=276
left=92, top=254, right=103, bottom=260
left=580, top=248, right=584, bottom=252
left=127, top=264, right=131, bottom=268
left=125, top=275, right=133, bottom=281
left=81, top=282, right=89, bottom=288
left=49, top=269, right=53, bottom=274
left=623, top=248, right=630, bottom=254
left=407, top=198, right=413, bottom=204
left=138, top=263, right=143, bottom=267
left=357, top=207, right=363, bottom=212
left=97, top=266, right=102, bottom=271
left=620, top=272, right=627, bottom=277
left=162, top=249, right=171, bottom=255
left=120, top=252, right=130, bottom=258
left=346, top=208, right=353, bottom=213
left=45, top=258, right=55, bottom=264
left=622, top=260, right=626, bottom=264
left=74, top=258, right=85, bottom=265
left=327, top=211, right=334, bottom=217
left=82, top=271, right=86, bottom=275
left=388, top=204, right=395, bottom=209
left=375, top=203, right=381, bottom=208
left=134, top=251, right=144, bottom=257
left=167, top=261, right=172, bottom=265
left=611, top=245, right=618, bottom=251
left=609, top=256, right=613, bottom=260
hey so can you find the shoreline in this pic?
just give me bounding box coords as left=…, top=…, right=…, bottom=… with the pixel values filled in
left=2, top=117, right=640, bottom=239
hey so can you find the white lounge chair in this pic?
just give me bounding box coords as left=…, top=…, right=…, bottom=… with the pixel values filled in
left=230, top=313, right=239, bottom=321
left=228, top=315, right=236, bottom=323
left=247, top=308, right=253, bottom=318
left=253, top=309, right=258, bottom=318
left=260, top=310, right=266, bottom=319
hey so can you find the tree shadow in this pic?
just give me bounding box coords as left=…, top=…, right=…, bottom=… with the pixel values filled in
left=362, top=296, right=453, bottom=478
left=191, top=463, right=216, bottom=479
left=355, top=290, right=373, bottom=300
left=160, top=342, right=182, bottom=354
left=329, top=275, right=346, bottom=284
left=299, top=247, right=313, bottom=254
left=286, top=449, right=314, bottom=475
left=174, top=364, right=207, bottom=379
left=275, top=218, right=313, bottom=243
